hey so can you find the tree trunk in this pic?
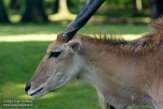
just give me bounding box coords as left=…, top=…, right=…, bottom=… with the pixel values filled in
left=50, top=0, right=75, bottom=21
left=9, top=0, right=20, bottom=10
left=58, top=0, right=70, bottom=14
left=53, top=0, right=59, bottom=13
left=151, top=0, right=163, bottom=19
left=0, top=0, right=9, bottom=23
left=133, top=0, right=143, bottom=16
left=21, top=0, right=48, bottom=23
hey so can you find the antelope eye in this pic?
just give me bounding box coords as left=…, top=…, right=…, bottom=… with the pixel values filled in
left=49, top=51, right=61, bottom=58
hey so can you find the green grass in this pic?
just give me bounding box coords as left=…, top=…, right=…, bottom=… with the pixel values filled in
left=0, top=24, right=154, bottom=109
left=0, top=23, right=152, bottom=36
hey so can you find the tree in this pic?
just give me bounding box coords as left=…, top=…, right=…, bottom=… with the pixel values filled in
left=57, top=0, right=70, bottom=14
left=53, top=0, right=59, bottom=13
left=133, top=0, right=143, bottom=16
left=21, top=0, right=48, bottom=23
left=9, top=0, right=21, bottom=10
left=151, top=0, right=163, bottom=19
left=49, top=0, right=75, bottom=21
left=0, top=0, right=9, bottom=23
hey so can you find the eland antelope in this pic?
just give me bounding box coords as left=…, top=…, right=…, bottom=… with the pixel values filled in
left=25, top=0, right=163, bottom=109
left=25, top=18, right=163, bottom=109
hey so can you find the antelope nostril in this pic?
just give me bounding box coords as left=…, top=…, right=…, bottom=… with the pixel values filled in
left=25, top=82, right=31, bottom=93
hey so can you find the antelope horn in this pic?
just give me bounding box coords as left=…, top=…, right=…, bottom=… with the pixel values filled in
left=60, top=0, right=105, bottom=42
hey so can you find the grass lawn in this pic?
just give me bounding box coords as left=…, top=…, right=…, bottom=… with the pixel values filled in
left=0, top=23, right=152, bottom=36
left=0, top=24, right=154, bottom=109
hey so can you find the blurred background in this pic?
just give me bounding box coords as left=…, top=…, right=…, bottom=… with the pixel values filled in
left=0, top=0, right=162, bottom=109
left=0, top=0, right=163, bottom=24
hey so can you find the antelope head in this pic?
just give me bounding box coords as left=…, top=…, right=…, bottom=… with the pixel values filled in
left=25, top=34, right=84, bottom=98
left=25, top=0, right=104, bottom=98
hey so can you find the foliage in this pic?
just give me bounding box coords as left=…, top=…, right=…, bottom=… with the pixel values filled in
left=0, top=0, right=153, bottom=24
left=105, top=0, right=133, bottom=9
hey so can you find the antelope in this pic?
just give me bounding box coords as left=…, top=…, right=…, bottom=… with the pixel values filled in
left=25, top=0, right=163, bottom=109
left=25, top=19, right=163, bottom=109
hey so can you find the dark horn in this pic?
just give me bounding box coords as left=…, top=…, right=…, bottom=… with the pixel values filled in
left=61, top=0, right=105, bottom=42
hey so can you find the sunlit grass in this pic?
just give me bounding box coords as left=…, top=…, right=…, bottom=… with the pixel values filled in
left=127, top=17, right=151, bottom=24
left=0, top=34, right=57, bottom=42
left=0, top=34, right=143, bottom=42
left=0, top=83, right=31, bottom=99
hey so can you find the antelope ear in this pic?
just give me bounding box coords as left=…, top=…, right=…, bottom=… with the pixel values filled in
left=65, top=40, right=82, bottom=52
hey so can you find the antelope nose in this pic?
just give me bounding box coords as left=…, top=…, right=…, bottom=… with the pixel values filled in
left=25, top=82, right=31, bottom=94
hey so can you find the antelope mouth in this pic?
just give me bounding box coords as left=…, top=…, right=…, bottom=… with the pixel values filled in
left=29, top=87, right=44, bottom=96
